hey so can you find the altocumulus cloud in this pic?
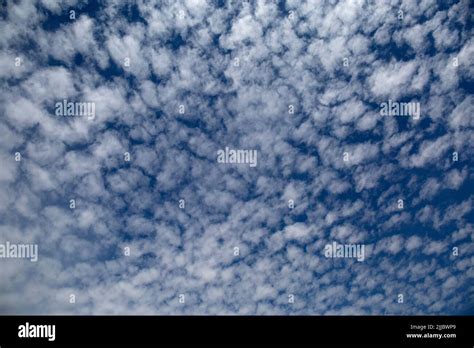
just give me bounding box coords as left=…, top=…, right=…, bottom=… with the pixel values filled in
left=0, top=0, right=472, bottom=315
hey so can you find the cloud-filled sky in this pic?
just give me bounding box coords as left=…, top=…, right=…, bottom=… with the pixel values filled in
left=0, top=0, right=473, bottom=314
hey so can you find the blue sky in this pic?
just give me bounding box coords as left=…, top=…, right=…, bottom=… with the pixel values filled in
left=0, top=0, right=472, bottom=315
